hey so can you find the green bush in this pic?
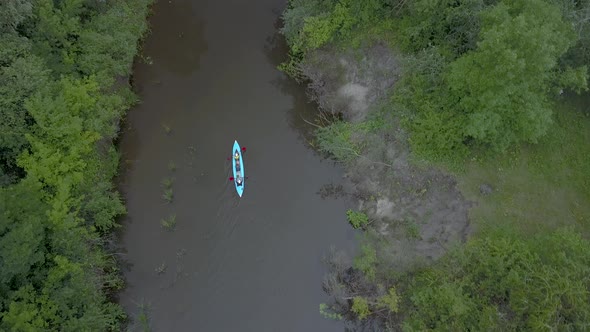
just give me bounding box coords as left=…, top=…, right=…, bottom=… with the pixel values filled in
left=316, top=121, right=365, bottom=163
left=346, top=209, right=370, bottom=229
left=403, top=228, right=590, bottom=330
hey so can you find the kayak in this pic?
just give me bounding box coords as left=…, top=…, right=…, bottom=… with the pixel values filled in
left=232, top=140, right=245, bottom=197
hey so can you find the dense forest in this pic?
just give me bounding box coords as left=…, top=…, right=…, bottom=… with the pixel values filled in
left=281, top=0, right=590, bottom=330
left=0, top=0, right=151, bottom=330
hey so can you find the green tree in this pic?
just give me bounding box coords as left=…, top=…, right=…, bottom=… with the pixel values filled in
left=351, top=296, right=371, bottom=320
left=33, top=0, right=85, bottom=75
left=551, top=0, right=590, bottom=68
left=353, top=243, right=377, bottom=281
left=1, top=0, right=151, bottom=330
left=377, top=287, right=399, bottom=313
left=0, top=180, right=47, bottom=293
left=403, top=228, right=590, bottom=330
left=446, top=0, right=585, bottom=151
left=0, top=34, right=48, bottom=183
left=280, top=0, right=392, bottom=77
left=316, top=121, right=365, bottom=164
left=75, top=0, right=150, bottom=86
left=0, top=0, right=33, bottom=34
left=396, top=0, right=489, bottom=57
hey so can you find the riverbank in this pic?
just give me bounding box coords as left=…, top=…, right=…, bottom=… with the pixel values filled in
left=301, top=43, right=472, bottom=267
left=295, top=35, right=590, bottom=248
left=281, top=0, right=590, bottom=328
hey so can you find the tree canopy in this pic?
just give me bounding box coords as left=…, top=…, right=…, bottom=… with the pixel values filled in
left=0, top=0, right=151, bottom=329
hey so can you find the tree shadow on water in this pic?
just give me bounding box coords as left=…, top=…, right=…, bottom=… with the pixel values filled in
left=262, top=16, right=328, bottom=158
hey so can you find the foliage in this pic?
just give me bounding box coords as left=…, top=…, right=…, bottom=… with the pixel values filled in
left=391, top=0, right=589, bottom=159
left=446, top=0, right=583, bottom=151
left=161, top=177, right=174, bottom=188
left=552, top=0, right=590, bottom=69
left=353, top=243, right=377, bottom=281
left=351, top=296, right=371, bottom=320
left=346, top=209, right=369, bottom=229
left=319, top=303, right=343, bottom=320
left=0, top=0, right=153, bottom=329
left=322, top=226, right=590, bottom=329
left=0, top=0, right=33, bottom=33
left=0, top=179, right=47, bottom=290
left=316, top=121, right=365, bottom=163
left=280, top=0, right=393, bottom=77
left=458, top=95, right=590, bottom=236
left=161, top=214, right=176, bottom=231
left=403, top=228, right=590, bottom=330
left=402, top=219, right=420, bottom=240
left=162, top=189, right=173, bottom=203
left=0, top=34, right=48, bottom=184
left=390, top=48, right=468, bottom=161
left=135, top=302, right=151, bottom=332
left=395, top=0, right=488, bottom=58
left=377, top=287, right=399, bottom=313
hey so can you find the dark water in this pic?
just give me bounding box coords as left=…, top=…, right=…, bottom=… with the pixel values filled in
left=117, top=0, right=355, bottom=331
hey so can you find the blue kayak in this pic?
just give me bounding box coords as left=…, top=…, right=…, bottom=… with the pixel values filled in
left=232, top=140, right=245, bottom=197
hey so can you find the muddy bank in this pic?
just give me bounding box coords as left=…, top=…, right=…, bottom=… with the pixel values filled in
left=300, top=44, right=472, bottom=268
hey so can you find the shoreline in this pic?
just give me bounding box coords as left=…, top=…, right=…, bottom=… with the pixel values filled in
left=298, top=43, right=472, bottom=266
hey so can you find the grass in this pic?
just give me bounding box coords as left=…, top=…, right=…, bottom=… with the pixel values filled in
left=135, top=301, right=151, bottom=332
left=402, top=218, right=421, bottom=240
left=161, top=177, right=173, bottom=189
left=162, top=188, right=173, bottom=203
left=161, top=214, right=176, bottom=231
left=456, top=94, right=590, bottom=237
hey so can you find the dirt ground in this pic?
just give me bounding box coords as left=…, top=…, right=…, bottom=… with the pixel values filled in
left=303, top=44, right=473, bottom=268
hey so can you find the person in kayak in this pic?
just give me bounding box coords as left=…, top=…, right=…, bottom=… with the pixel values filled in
left=235, top=171, right=243, bottom=186
left=227, top=147, right=246, bottom=160
left=235, top=160, right=241, bottom=171
left=229, top=176, right=248, bottom=181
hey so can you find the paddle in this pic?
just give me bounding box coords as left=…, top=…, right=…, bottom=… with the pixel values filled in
left=228, top=176, right=249, bottom=181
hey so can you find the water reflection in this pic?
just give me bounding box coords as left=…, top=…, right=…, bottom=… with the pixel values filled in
left=145, top=0, right=207, bottom=75
left=263, top=18, right=324, bottom=154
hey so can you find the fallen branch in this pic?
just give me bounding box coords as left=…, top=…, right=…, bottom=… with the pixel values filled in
left=299, top=114, right=323, bottom=128
left=360, top=155, right=393, bottom=168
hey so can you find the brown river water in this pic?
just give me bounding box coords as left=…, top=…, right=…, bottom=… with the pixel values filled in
left=116, top=0, right=356, bottom=330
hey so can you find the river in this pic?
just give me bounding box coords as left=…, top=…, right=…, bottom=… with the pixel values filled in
left=116, top=0, right=355, bottom=330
